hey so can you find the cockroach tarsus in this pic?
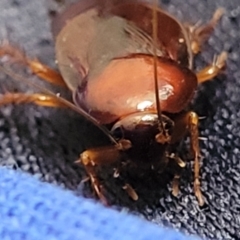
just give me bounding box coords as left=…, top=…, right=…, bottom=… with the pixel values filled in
left=0, top=0, right=227, bottom=206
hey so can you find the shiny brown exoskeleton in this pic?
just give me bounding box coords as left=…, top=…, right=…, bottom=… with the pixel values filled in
left=0, top=0, right=227, bottom=206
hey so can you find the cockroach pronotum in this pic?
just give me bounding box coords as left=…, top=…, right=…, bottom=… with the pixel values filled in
left=0, top=0, right=227, bottom=206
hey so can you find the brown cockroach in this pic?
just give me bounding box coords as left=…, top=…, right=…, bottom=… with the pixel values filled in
left=0, top=0, right=227, bottom=206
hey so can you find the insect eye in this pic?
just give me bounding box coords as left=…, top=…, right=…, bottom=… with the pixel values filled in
left=111, top=126, right=124, bottom=140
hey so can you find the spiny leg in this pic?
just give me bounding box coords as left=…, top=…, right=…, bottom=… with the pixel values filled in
left=196, top=51, right=227, bottom=83
left=186, top=8, right=225, bottom=54
left=80, top=156, right=108, bottom=205
left=0, top=92, right=66, bottom=108
left=172, top=174, right=181, bottom=197
left=113, top=159, right=139, bottom=201
left=170, top=111, right=204, bottom=205
left=27, top=59, right=67, bottom=87
left=185, top=8, right=227, bottom=83
left=79, top=146, right=122, bottom=205
left=188, top=112, right=204, bottom=206
left=122, top=183, right=138, bottom=201
left=167, top=153, right=186, bottom=196
left=0, top=41, right=67, bottom=87
left=78, top=141, right=135, bottom=205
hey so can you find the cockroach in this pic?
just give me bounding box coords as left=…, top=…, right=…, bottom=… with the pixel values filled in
left=0, top=0, right=227, bottom=206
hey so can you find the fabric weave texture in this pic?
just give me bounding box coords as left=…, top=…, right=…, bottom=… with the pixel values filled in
left=0, top=168, right=201, bottom=240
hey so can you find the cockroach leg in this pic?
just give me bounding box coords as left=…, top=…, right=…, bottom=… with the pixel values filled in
left=186, top=8, right=224, bottom=54
left=170, top=111, right=204, bottom=205
left=112, top=161, right=139, bottom=201
left=188, top=111, right=204, bottom=206
left=172, top=174, right=181, bottom=196
left=82, top=162, right=108, bottom=205
left=78, top=142, right=138, bottom=203
left=27, top=59, right=67, bottom=87
left=0, top=92, right=66, bottom=108
left=0, top=42, right=66, bottom=87
left=196, top=51, right=227, bottom=83
left=122, top=183, right=138, bottom=201
left=78, top=145, right=124, bottom=205
left=114, top=162, right=139, bottom=201
left=167, top=153, right=186, bottom=196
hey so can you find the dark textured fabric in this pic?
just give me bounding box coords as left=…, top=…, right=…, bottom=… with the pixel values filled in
left=0, top=0, right=239, bottom=240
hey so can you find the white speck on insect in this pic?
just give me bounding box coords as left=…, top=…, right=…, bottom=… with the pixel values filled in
left=141, top=114, right=155, bottom=122
left=137, top=100, right=153, bottom=111
left=159, top=84, right=174, bottom=100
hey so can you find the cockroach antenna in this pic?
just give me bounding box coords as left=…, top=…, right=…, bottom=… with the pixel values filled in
left=152, top=0, right=169, bottom=142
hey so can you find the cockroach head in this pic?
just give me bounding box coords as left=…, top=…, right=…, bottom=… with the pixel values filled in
left=111, top=112, right=174, bottom=148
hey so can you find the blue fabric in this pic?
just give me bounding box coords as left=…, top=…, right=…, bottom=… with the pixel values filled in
left=0, top=167, right=201, bottom=240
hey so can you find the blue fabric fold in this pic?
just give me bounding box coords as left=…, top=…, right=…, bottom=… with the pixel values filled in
left=0, top=167, right=201, bottom=240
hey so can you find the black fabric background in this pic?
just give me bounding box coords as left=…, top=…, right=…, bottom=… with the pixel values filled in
left=0, top=0, right=240, bottom=239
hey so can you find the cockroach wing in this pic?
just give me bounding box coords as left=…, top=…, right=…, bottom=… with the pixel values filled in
left=106, top=0, right=193, bottom=67
left=54, top=0, right=192, bottom=91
